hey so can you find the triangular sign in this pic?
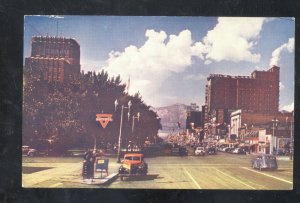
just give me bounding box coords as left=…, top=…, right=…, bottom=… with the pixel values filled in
left=96, top=114, right=113, bottom=128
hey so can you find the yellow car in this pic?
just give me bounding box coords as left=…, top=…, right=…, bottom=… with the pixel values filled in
left=118, top=153, right=148, bottom=180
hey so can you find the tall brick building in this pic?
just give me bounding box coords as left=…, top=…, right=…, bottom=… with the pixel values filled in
left=25, top=36, right=81, bottom=83
left=205, top=66, right=280, bottom=114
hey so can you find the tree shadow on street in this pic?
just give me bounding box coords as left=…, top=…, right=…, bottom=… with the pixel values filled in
left=122, top=174, right=161, bottom=181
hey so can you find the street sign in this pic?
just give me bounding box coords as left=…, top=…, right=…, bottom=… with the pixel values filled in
left=96, top=114, right=113, bottom=128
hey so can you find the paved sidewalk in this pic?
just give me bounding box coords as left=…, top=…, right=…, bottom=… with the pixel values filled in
left=22, top=157, right=121, bottom=188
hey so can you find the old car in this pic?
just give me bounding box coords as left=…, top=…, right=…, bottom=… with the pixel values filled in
left=195, top=147, right=206, bottom=156
left=207, top=147, right=217, bottom=155
left=118, top=153, right=148, bottom=180
left=273, top=148, right=289, bottom=156
left=140, top=144, right=161, bottom=157
left=252, top=155, right=278, bottom=170
left=232, top=148, right=246, bottom=155
left=179, top=147, right=188, bottom=156
left=22, top=145, right=48, bottom=157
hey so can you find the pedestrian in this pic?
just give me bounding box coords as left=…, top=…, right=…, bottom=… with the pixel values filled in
left=83, top=150, right=96, bottom=181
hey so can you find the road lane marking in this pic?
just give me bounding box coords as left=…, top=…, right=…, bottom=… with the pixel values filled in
left=49, top=182, right=63, bottom=188
left=241, top=167, right=293, bottom=184
left=151, top=164, right=240, bottom=166
left=215, top=168, right=256, bottom=189
left=183, top=168, right=201, bottom=189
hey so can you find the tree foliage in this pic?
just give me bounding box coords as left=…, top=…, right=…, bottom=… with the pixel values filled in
left=23, top=68, right=162, bottom=153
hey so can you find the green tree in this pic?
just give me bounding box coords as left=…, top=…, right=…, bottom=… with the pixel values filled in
left=23, top=68, right=162, bottom=154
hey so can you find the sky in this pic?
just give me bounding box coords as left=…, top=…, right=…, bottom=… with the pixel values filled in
left=24, top=16, right=295, bottom=111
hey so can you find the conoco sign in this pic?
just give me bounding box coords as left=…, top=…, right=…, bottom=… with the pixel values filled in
left=96, top=114, right=113, bottom=128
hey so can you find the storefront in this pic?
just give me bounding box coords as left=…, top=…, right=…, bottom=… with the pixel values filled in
left=258, top=131, right=272, bottom=154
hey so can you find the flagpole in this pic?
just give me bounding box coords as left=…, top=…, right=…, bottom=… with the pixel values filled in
left=127, top=75, right=130, bottom=93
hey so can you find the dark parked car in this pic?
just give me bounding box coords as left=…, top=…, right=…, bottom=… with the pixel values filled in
left=172, top=146, right=188, bottom=156
left=225, top=147, right=234, bottom=153
left=22, top=146, right=48, bottom=157
left=140, top=145, right=161, bottom=157
left=252, top=155, right=278, bottom=170
left=207, top=147, right=217, bottom=155
left=232, top=148, right=246, bottom=155
left=179, top=147, right=188, bottom=156
left=272, top=148, right=289, bottom=156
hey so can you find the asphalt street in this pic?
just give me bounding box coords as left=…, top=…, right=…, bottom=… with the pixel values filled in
left=22, top=153, right=293, bottom=189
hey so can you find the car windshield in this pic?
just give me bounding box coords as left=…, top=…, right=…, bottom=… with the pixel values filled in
left=125, top=156, right=141, bottom=161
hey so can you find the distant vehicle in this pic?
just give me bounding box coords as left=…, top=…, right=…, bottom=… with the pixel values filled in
left=22, top=145, right=48, bottom=157
left=226, top=147, right=235, bottom=153
left=179, top=147, right=188, bottom=156
left=66, top=148, right=86, bottom=157
left=195, top=147, right=206, bottom=156
left=118, top=153, right=148, bottom=180
left=141, top=145, right=161, bottom=157
left=158, top=142, right=173, bottom=155
left=232, top=148, right=246, bottom=155
left=272, top=148, right=288, bottom=156
left=207, top=147, right=217, bottom=155
left=171, top=147, right=179, bottom=156
left=252, top=155, right=278, bottom=170
left=222, top=147, right=231, bottom=152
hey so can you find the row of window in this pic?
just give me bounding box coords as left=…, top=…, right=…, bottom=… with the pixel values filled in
left=34, top=47, right=71, bottom=58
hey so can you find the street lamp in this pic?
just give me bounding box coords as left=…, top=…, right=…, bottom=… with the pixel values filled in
left=271, top=118, right=278, bottom=155
left=115, top=99, right=132, bottom=163
left=131, top=112, right=140, bottom=151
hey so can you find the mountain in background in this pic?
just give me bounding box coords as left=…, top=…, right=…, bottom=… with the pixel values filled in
left=151, top=103, right=187, bottom=131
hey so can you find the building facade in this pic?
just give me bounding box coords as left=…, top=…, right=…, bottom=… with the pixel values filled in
left=231, top=109, right=292, bottom=153
left=25, top=36, right=81, bottom=83
left=186, top=103, right=202, bottom=130
left=205, top=66, right=280, bottom=114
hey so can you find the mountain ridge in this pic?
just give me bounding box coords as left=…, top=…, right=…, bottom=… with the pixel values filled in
left=151, top=103, right=187, bottom=130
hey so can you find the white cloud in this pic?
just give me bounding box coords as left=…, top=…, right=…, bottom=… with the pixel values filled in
left=184, top=74, right=206, bottom=81
left=204, top=60, right=212, bottom=65
left=269, top=37, right=294, bottom=67
left=101, top=29, right=206, bottom=106
left=100, top=18, right=270, bottom=106
left=48, top=15, right=64, bottom=19
left=281, top=102, right=294, bottom=112
left=279, top=82, right=285, bottom=91
left=203, top=17, right=266, bottom=63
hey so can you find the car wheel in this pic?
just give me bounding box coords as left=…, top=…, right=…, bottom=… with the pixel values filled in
left=28, top=152, right=34, bottom=157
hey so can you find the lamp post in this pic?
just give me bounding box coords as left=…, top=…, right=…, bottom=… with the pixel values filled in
left=271, top=118, right=278, bottom=155
left=115, top=99, right=132, bottom=163
left=131, top=112, right=140, bottom=151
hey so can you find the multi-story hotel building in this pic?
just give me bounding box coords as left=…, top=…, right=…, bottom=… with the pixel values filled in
left=25, top=36, right=81, bottom=83
left=205, top=66, right=280, bottom=114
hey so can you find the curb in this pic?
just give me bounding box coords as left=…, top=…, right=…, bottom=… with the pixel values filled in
left=82, top=173, right=119, bottom=185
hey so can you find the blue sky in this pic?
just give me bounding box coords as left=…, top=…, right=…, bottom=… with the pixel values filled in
left=24, top=16, right=294, bottom=111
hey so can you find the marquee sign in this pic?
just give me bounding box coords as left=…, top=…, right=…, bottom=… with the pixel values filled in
left=96, top=114, right=113, bottom=128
